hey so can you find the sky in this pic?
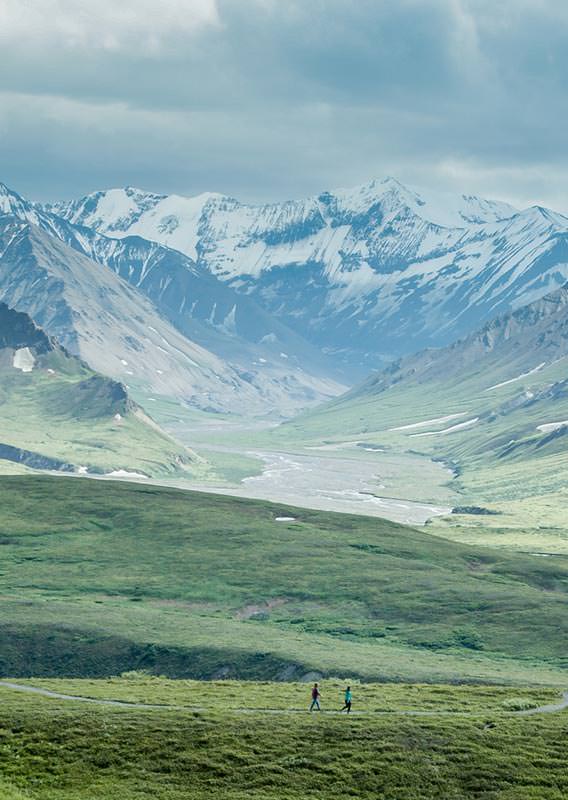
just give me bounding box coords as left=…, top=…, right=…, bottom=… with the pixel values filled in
left=1, top=0, right=567, bottom=210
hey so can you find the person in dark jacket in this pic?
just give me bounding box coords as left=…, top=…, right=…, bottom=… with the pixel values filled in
left=309, top=683, right=321, bottom=711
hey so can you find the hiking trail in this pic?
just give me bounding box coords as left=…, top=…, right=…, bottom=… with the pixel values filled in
left=1, top=681, right=567, bottom=717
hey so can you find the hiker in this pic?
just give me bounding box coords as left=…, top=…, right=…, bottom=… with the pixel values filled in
left=341, top=685, right=352, bottom=713
left=309, top=683, right=321, bottom=711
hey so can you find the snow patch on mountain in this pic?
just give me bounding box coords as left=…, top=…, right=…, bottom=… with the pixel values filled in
left=389, top=413, right=467, bottom=432
left=409, top=417, right=479, bottom=437
left=485, top=363, right=546, bottom=391
left=537, top=420, right=568, bottom=434
left=13, top=347, right=35, bottom=372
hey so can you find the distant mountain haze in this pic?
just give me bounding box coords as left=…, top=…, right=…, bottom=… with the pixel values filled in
left=2, top=176, right=568, bottom=420
left=52, top=177, right=568, bottom=372
left=0, top=183, right=345, bottom=416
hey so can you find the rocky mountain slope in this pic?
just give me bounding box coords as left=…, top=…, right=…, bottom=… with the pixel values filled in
left=0, top=196, right=344, bottom=416
left=0, top=302, right=196, bottom=476
left=0, top=183, right=346, bottom=414
left=53, top=178, right=568, bottom=371
left=353, top=284, right=568, bottom=398
left=285, top=285, right=568, bottom=515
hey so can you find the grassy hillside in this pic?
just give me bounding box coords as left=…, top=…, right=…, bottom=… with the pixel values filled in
left=285, top=359, right=568, bottom=537
left=0, top=303, right=203, bottom=478
left=1, top=475, right=568, bottom=685
left=1, top=681, right=568, bottom=799
left=0, top=363, right=200, bottom=477
left=276, top=294, right=568, bottom=546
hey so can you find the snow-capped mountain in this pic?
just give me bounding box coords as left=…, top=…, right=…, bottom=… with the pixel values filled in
left=53, top=177, right=568, bottom=370
left=0, top=215, right=256, bottom=409
left=0, top=183, right=346, bottom=414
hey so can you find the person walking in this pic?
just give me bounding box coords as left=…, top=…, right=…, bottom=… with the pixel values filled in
left=309, top=683, right=321, bottom=711
left=341, top=686, right=352, bottom=713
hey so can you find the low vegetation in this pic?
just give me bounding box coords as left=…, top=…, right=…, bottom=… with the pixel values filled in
left=10, top=675, right=559, bottom=714
left=276, top=346, right=568, bottom=550
left=0, top=354, right=202, bottom=478
left=1, top=475, right=568, bottom=684
left=1, top=681, right=568, bottom=799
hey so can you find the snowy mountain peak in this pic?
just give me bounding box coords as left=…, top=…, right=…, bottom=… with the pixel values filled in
left=318, top=177, right=518, bottom=230
left=0, top=182, right=31, bottom=212
left=0, top=183, right=42, bottom=227
left=41, top=175, right=568, bottom=372
left=49, top=175, right=523, bottom=284
left=53, top=185, right=237, bottom=261
left=523, top=205, right=568, bottom=226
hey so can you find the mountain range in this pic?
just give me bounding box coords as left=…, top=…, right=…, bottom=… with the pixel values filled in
left=53, top=178, right=568, bottom=373
left=1, top=170, right=568, bottom=523
left=0, top=183, right=344, bottom=416
left=2, top=174, right=568, bottom=447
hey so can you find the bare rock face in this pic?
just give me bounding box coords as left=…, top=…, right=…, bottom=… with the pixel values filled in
left=353, top=284, right=568, bottom=398
left=0, top=302, right=53, bottom=353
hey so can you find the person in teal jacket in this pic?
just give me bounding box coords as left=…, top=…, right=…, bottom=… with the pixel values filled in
left=341, top=686, right=352, bottom=713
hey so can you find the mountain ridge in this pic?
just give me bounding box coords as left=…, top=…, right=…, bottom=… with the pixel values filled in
left=1, top=182, right=348, bottom=410
left=284, top=281, right=568, bottom=524
left=350, top=283, right=568, bottom=398
left=50, top=177, right=568, bottom=371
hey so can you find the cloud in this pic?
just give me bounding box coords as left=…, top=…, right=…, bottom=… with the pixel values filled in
left=0, top=0, right=567, bottom=211
left=0, top=0, right=219, bottom=51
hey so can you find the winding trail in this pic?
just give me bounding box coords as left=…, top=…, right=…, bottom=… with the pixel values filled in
left=1, top=681, right=567, bottom=717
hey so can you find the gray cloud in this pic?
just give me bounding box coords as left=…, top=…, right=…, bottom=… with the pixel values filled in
left=0, top=0, right=567, bottom=211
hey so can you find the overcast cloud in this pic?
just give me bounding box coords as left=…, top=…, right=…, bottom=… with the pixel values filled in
left=0, top=0, right=567, bottom=210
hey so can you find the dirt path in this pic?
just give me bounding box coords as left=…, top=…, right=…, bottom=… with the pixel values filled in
left=1, top=681, right=566, bottom=717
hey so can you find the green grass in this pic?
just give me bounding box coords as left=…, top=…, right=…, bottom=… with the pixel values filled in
left=12, top=676, right=560, bottom=714
left=2, top=475, right=568, bottom=685
left=0, top=779, right=30, bottom=800
left=275, top=350, right=568, bottom=548
left=125, top=389, right=269, bottom=484
left=0, top=356, right=203, bottom=478
left=1, top=683, right=568, bottom=799
left=195, top=448, right=264, bottom=484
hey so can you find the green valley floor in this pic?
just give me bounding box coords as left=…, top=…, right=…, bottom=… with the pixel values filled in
left=1, top=475, right=568, bottom=685
left=0, top=679, right=567, bottom=799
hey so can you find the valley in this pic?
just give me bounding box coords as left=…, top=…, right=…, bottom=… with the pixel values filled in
left=134, top=399, right=457, bottom=524
left=232, top=448, right=452, bottom=524
left=166, top=445, right=453, bottom=526
left=4, top=2, right=568, bottom=797
left=270, top=287, right=568, bottom=551
left=1, top=173, right=568, bottom=800
left=1, top=474, right=567, bottom=687
left=2, top=175, right=568, bottom=528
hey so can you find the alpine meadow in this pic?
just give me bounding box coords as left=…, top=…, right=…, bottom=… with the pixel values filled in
left=1, top=2, right=568, bottom=799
